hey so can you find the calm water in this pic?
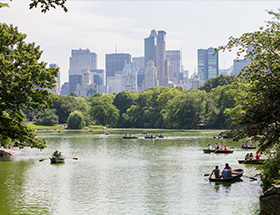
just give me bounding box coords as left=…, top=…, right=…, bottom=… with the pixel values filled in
left=0, top=130, right=261, bottom=215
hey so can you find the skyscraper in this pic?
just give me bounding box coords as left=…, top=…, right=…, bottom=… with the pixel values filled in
left=166, top=50, right=181, bottom=84
left=49, top=63, right=60, bottom=94
left=144, top=60, right=158, bottom=90
left=157, top=30, right=167, bottom=86
left=144, top=29, right=157, bottom=67
left=207, top=47, right=219, bottom=80
left=197, top=47, right=219, bottom=81
left=105, top=53, right=131, bottom=80
left=69, top=48, right=97, bottom=93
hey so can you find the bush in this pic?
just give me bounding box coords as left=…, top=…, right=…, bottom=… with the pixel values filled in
left=67, top=111, right=85, bottom=129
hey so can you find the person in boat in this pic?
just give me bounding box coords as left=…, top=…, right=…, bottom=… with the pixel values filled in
left=221, top=163, right=232, bottom=179
left=244, top=140, right=249, bottom=147
left=241, top=142, right=245, bottom=147
left=217, top=143, right=222, bottom=150
left=249, top=152, right=254, bottom=160
left=151, top=134, right=154, bottom=138
left=159, top=133, right=163, bottom=137
left=209, top=166, right=220, bottom=179
left=245, top=153, right=250, bottom=160
left=209, top=166, right=220, bottom=178
left=223, top=145, right=228, bottom=151
left=255, top=151, right=261, bottom=159
left=52, top=150, right=61, bottom=158
left=208, top=144, right=212, bottom=150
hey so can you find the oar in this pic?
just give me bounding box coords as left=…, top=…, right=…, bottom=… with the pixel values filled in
left=39, top=157, right=50, bottom=162
left=64, top=157, right=78, bottom=160
left=242, top=175, right=258, bottom=180
left=204, top=173, right=210, bottom=176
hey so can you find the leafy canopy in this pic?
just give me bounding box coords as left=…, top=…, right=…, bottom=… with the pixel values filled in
left=0, top=23, right=58, bottom=149
left=218, top=9, right=280, bottom=152
left=218, top=9, right=280, bottom=191
left=2, top=0, right=68, bottom=13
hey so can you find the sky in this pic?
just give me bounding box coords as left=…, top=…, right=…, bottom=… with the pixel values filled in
left=1, top=0, right=279, bottom=86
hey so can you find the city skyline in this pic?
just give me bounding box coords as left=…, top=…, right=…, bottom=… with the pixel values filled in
left=1, top=0, right=279, bottom=85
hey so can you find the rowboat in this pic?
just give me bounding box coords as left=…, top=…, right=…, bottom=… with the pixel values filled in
left=238, top=159, right=264, bottom=164
left=209, top=169, right=243, bottom=182
left=145, top=136, right=156, bottom=139
left=241, top=146, right=256, bottom=149
left=50, top=157, right=65, bottom=164
left=203, top=149, right=233, bottom=154
left=0, top=148, right=15, bottom=157
left=122, top=136, right=138, bottom=139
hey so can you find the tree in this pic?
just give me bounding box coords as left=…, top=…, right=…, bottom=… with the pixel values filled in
left=0, top=23, right=58, bottom=149
left=51, top=96, right=73, bottom=124
left=163, top=90, right=207, bottom=129
left=218, top=9, right=280, bottom=191
left=89, top=96, right=119, bottom=127
left=113, top=91, right=135, bottom=127
left=67, top=111, right=85, bottom=129
left=198, top=75, right=237, bottom=93
left=36, top=109, right=58, bottom=126
left=2, top=0, right=68, bottom=13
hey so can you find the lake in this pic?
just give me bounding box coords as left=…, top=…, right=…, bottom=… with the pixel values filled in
left=0, top=129, right=261, bottom=215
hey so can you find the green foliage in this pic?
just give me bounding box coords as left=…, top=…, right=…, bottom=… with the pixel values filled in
left=3, top=0, right=68, bottom=13
left=36, top=109, right=58, bottom=126
left=207, top=84, right=242, bottom=128
left=199, top=75, right=237, bottom=93
left=89, top=96, right=119, bottom=127
left=260, top=149, right=280, bottom=191
left=218, top=9, right=280, bottom=152
left=0, top=23, right=58, bottom=149
left=163, top=90, right=207, bottom=129
left=51, top=96, right=73, bottom=123
left=218, top=9, right=280, bottom=191
left=0, top=3, right=9, bottom=8
left=67, top=111, right=85, bottom=129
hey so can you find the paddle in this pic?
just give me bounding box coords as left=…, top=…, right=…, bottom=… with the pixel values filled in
left=39, top=158, right=50, bottom=162
left=243, top=175, right=258, bottom=180
left=64, top=157, right=78, bottom=160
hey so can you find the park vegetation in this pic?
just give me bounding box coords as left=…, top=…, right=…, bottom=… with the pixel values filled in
left=28, top=74, right=240, bottom=131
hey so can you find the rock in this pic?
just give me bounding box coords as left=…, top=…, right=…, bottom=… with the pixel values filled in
left=260, top=185, right=280, bottom=215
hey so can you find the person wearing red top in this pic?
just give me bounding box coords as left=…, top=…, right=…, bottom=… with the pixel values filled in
left=256, top=152, right=261, bottom=159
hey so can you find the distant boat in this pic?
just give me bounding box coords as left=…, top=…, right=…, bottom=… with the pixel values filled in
left=122, top=136, right=138, bottom=139
left=50, top=157, right=65, bottom=164
left=209, top=169, right=243, bottom=182
left=238, top=159, right=264, bottom=164
left=0, top=148, right=15, bottom=157
left=241, top=146, right=256, bottom=149
left=203, top=149, right=233, bottom=154
left=145, top=136, right=156, bottom=139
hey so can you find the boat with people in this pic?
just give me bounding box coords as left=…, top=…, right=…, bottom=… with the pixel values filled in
left=203, top=149, right=233, bottom=154
left=122, top=136, right=138, bottom=139
left=50, top=157, right=65, bottom=164
left=209, top=169, right=243, bottom=182
left=145, top=136, right=156, bottom=139
left=238, top=159, right=265, bottom=164
left=0, top=147, right=15, bottom=157
left=241, top=146, right=256, bottom=149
